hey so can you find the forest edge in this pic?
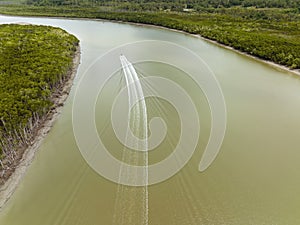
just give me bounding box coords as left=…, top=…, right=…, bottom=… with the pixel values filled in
left=0, top=35, right=80, bottom=210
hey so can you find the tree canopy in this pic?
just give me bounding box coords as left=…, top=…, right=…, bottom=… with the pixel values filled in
left=25, top=0, right=300, bottom=10
left=0, top=24, right=78, bottom=168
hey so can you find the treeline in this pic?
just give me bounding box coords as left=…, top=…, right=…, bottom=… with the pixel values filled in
left=0, top=24, right=78, bottom=169
left=25, top=0, right=300, bottom=11
left=101, top=11, right=300, bottom=69
left=0, top=5, right=298, bottom=69
left=187, top=0, right=300, bottom=9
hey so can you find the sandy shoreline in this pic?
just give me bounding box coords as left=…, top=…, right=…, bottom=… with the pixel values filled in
left=0, top=46, right=81, bottom=211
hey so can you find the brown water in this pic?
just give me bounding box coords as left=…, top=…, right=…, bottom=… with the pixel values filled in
left=0, top=15, right=300, bottom=225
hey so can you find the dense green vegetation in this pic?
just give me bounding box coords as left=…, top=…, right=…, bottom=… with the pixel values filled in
left=22, top=0, right=300, bottom=11
left=0, top=5, right=299, bottom=69
left=0, top=24, right=78, bottom=169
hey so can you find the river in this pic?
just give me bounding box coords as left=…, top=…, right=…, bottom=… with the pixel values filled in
left=0, top=15, right=300, bottom=225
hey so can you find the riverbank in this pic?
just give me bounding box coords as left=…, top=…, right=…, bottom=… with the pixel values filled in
left=191, top=33, right=300, bottom=77
left=1, top=12, right=299, bottom=77
left=0, top=5, right=299, bottom=72
left=0, top=45, right=81, bottom=210
left=0, top=5, right=299, bottom=70
left=120, top=21, right=300, bottom=77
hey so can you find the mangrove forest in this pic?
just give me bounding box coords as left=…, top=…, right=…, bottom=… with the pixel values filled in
left=0, top=24, right=78, bottom=180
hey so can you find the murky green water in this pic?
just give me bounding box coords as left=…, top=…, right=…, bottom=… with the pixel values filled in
left=0, top=15, right=300, bottom=225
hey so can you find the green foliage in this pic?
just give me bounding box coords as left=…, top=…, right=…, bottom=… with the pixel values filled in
left=0, top=24, right=78, bottom=158
left=0, top=5, right=298, bottom=70
left=22, top=0, right=300, bottom=10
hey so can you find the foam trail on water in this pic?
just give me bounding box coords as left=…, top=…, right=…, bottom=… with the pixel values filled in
left=113, top=55, right=149, bottom=225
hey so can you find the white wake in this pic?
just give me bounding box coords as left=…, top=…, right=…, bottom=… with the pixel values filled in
left=113, top=55, right=149, bottom=225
